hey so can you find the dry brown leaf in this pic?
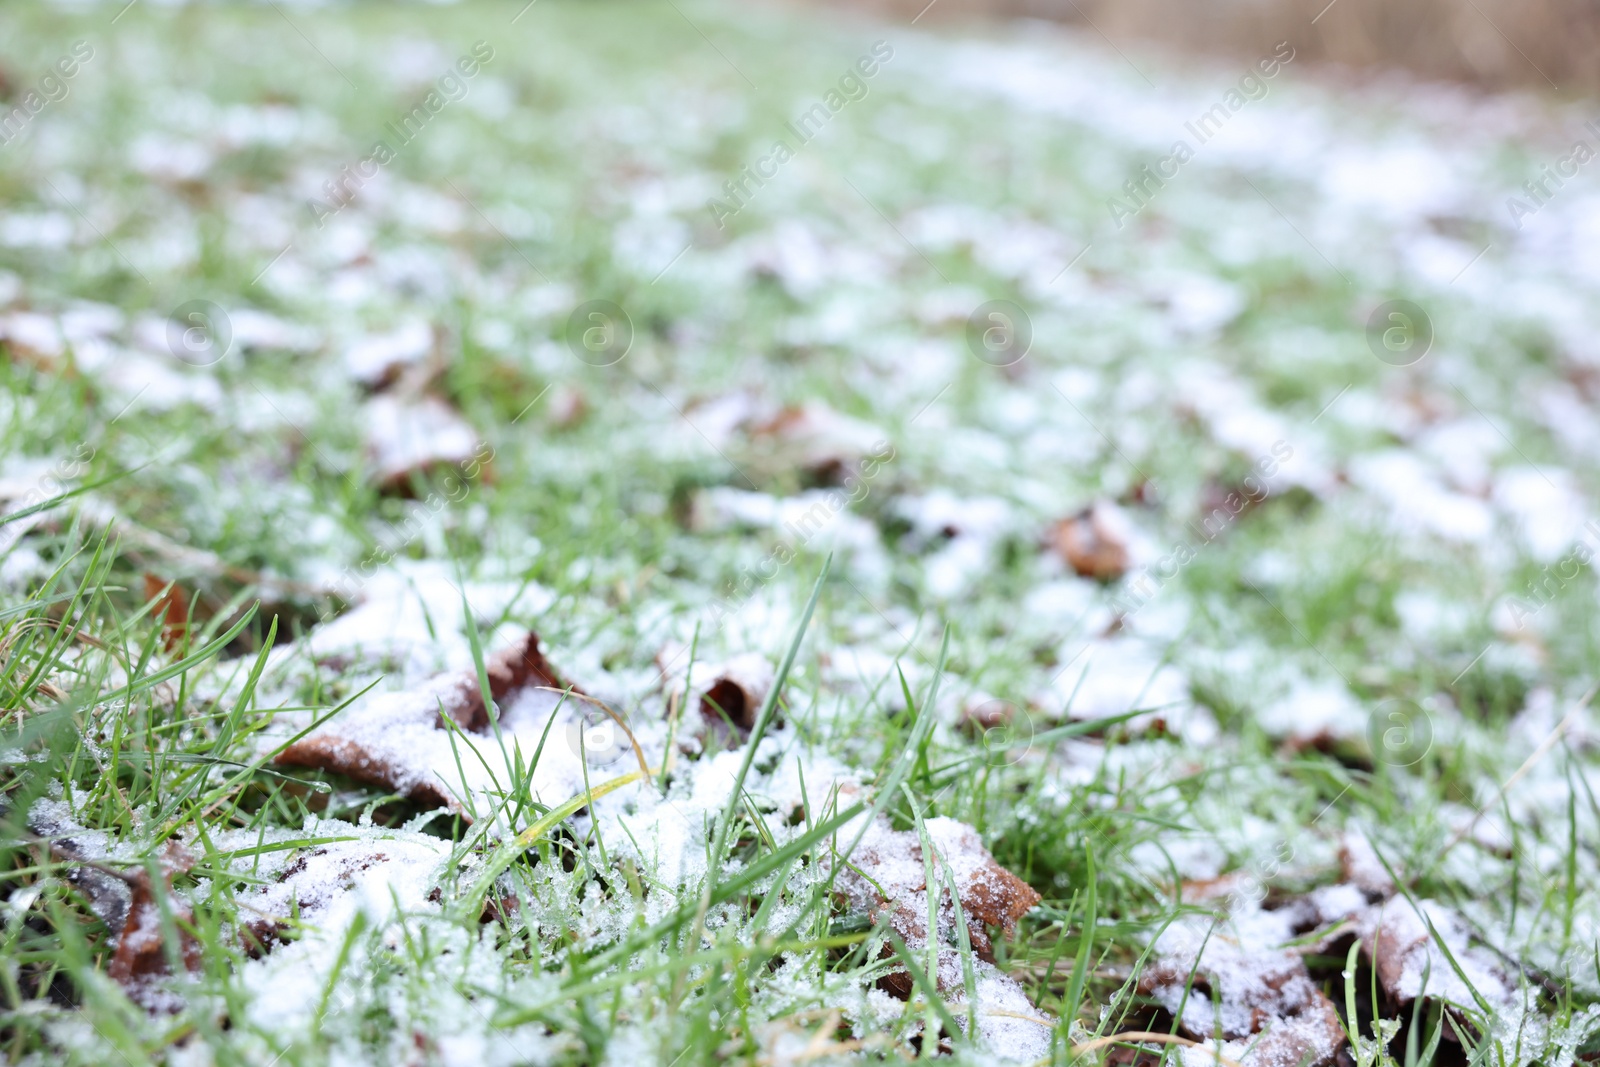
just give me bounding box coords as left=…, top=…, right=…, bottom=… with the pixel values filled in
left=745, top=401, right=888, bottom=485
left=1140, top=906, right=1346, bottom=1067
left=1051, top=501, right=1133, bottom=581
left=835, top=815, right=1040, bottom=979
left=693, top=653, right=774, bottom=741
left=362, top=394, right=484, bottom=494
left=546, top=383, right=588, bottom=429
left=275, top=632, right=602, bottom=816
left=143, top=574, right=194, bottom=653
left=655, top=650, right=777, bottom=750
left=107, top=844, right=202, bottom=1013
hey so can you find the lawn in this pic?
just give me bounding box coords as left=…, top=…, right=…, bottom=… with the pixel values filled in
left=0, top=1, right=1597, bottom=1064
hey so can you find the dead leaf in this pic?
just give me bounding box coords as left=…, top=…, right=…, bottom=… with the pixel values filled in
left=1, top=312, right=66, bottom=373
left=143, top=574, right=193, bottom=653
left=343, top=320, right=438, bottom=392
left=1356, top=898, right=1518, bottom=1018
left=1339, top=830, right=1396, bottom=898
left=362, top=394, right=484, bottom=495
left=546, top=383, right=588, bottom=429
left=688, top=392, right=890, bottom=488
left=1051, top=501, right=1133, bottom=581
left=695, top=653, right=774, bottom=739
left=746, top=401, right=888, bottom=486
left=1150, top=836, right=1521, bottom=1063
left=835, top=815, right=1040, bottom=982
left=238, top=833, right=450, bottom=955
left=275, top=632, right=605, bottom=817
left=1140, top=906, right=1346, bottom=1067
left=107, top=844, right=201, bottom=1012
left=26, top=804, right=132, bottom=937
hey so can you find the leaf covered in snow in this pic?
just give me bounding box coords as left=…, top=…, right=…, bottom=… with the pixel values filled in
left=835, top=814, right=1040, bottom=971
left=362, top=394, right=488, bottom=494
left=275, top=631, right=617, bottom=819
left=107, top=845, right=203, bottom=1013
left=1140, top=906, right=1347, bottom=1067
left=238, top=833, right=452, bottom=955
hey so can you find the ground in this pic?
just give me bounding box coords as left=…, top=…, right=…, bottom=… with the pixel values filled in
left=1, top=1, right=1598, bottom=1065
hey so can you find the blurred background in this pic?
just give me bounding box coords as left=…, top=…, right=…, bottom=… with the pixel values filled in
left=830, top=0, right=1598, bottom=93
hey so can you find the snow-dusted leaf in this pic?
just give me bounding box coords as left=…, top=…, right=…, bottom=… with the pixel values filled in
left=1356, top=897, right=1519, bottom=1016
left=362, top=394, right=484, bottom=493
left=1050, top=500, right=1133, bottom=581
left=659, top=649, right=775, bottom=742
left=275, top=632, right=605, bottom=820
left=836, top=815, right=1040, bottom=967
left=107, top=845, right=202, bottom=1013
left=238, top=833, right=452, bottom=955
left=833, top=815, right=1049, bottom=1059
left=1140, top=903, right=1346, bottom=1067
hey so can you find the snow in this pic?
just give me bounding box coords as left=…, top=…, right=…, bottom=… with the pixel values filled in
left=1256, top=677, right=1367, bottom=747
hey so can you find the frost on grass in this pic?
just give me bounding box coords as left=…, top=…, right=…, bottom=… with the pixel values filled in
left=4, top=2, right=1600, bottom=1062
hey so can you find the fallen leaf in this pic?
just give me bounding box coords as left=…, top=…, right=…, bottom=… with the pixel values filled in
left=143, top=574, right=193, bottom=653
left=362, top=394, right=484, bottom=494
left=688, top=392, right=890, bottom=488
left=238, top=832, right=450, bottom=955
left=1356, top=897, right=1519, bottom=1017
left=27, top=803, right=132, bottom=937
left=107, top=844, right=202, bottom=1013
left=1338, top=830, right=1396, bottom=898
left=1140, top=904, right=1346, bottom=1067
left=1051, top=500, right=1132, bottom=581
left=835, top=815, right=1040, bottom=974
left=1150, top=834, right=1524, bottom=1064
left=746, top=401, right=889, bottom=486
left=693, top=653, right=774, bottom=739
left=343, top=320, right=437, bottom=391
left=546, top=383, right=588, bottom=428
left=832, top=814, right=1050, bottom=1058
left=275, top=632, right=608, bottom=819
